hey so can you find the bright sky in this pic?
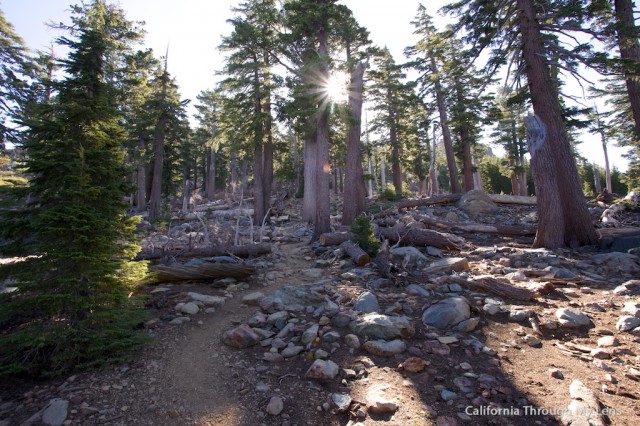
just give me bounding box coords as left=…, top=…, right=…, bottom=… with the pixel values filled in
left=1, top=0, right=631, bottom=172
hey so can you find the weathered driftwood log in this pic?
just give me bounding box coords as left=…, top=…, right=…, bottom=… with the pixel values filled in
left=208, top=208, right=254, bottom=218
left=487, top=194, right=537, bottom=205
left=397, top=194, right=462, bottom=209
left=377, top=225, right=463, bottom=250
left=413, top=214, right=537, bottom=236
left=340, top=240, right=370, bottom=266
left=445, top=275, right=536, bottom=301
left=319, top=232, right=354, bottom=246
left=135, top=243, right=272, bottom=261
left=149, top=263, right=255, bottom=282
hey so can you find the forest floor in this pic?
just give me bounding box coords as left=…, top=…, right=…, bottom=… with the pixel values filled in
left=1, top=194, right=639, bottom=426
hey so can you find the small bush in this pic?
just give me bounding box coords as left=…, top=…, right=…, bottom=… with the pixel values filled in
left=350, top=215, right=379, bottom=256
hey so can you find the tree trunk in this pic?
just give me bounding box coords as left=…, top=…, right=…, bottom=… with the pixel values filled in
left=342, top=61, right=367, bottom=225
left=205, top=147, right=216, bottom=200
left=518, top=0, right=596, bottom=247
left=428, top=126, right=439, bottom=196
left=303, top=130, right=317, bottom=223
left=380, top=154, right=387, bottom=189
left=456, top=77, right=475, bottom=191
left=593, top=165, right=602, bottom=194
left=388, top=87, right=403, bottom=195
left=473, top=154, right=483, bottom=191
left=614, top=0, right=640, bottom=139
left=431, top=54, right=460, bottom=193
left=148, top=114, right=168, bottom=222
left=311, top=34, right=331, bottom=240
left=230, top=154, right=239, bottom=195
left=136, top=136, right=147, bottom=213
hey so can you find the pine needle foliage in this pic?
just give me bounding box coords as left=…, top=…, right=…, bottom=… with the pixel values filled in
left=0, top=1, right=148, bottom=378
left=350, top=215, right=378, bottom=256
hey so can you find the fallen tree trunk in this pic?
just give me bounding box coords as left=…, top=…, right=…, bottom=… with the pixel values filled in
left=135, top=243, right=272, bottom=261
left=444, top=275, right=536, bottom=301
left=413, top=214, right=537, bottom=236
left=487, top=194, right=537, bottom=205
left=149, top=263, right=256, bottom=282
left=320, top=232, right=354, bottom=246
left=397, top=194, right=462, bottom=209
left=340, top=241, right=370, bottom=266
left=377, top=225, right=463, bottom=250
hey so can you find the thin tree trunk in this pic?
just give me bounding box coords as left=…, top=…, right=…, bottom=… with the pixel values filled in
left=431, top=54, right=460, bottom=193
left=593, top=165, right=602, bottom=194
left=136, top=136, right=147, bottom=213
left=230, top=154, right=238, bottom=195
left=262, top=77, right=274, bottom=223
left=148, top=114, right=168, bottom=221
left=428, top=125, right=439, bottom=196
left=342, top=63, right=367, bottom=225
left=205, top=147, right=216, bottom=200
left=473, top=153, right=483, bottom=191
left=380, top=153, right=387, bottom=189
left=614, top=0, right=640, bottom=139
left=456, top=77, right=475, bottom=192
left=303, top=131, right=317, bottom=223
left=518, top=0, right=597, bottom=247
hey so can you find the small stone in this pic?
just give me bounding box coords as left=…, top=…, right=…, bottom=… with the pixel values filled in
left=221, top=324, right=261, bottom=348
left=180, top=302, right=199, bottom=315
left=437, top=336, right=458, bottom=345
left=590, top=348, right=611, bottom=359
left=262, top=352, right=285, bottom=363
left=556, top=308, right=591, bottom=328
left=331, top=393, right=352, bottom=412
left=622, top=302, right=640, bottom=318
left=509, top=309, right=533, bottom=322
left=187, top=292, right=225, bottom=307
left=440, top=389, right=457, bottom=401
left=401, top=357, right=426, bottom=373
left=301, top=324, right=319, bottom=345
left=266, top=396, right=284, bottom=416
left=422, top=297, right=471, bottom=329
left=344, top=334, right=361, bottom=349
left=367, top=385, right=398, bottom=414
left=363, top=339, right=406, bottom=357
left=456, top=317, right=480, bottom=332
left=424, top=258, right=470, bottom=274
left=354, top=291, right=380, bottom=313
left=522, top=334, right=542, bottom=348
left=241, top=292, right=265, bottom=306
left=616, top=315, right=640, bottom=331
left=305, top=359, right=339, bottom=380
left=281, top=346, right=304, bottom=358
left=483, top=303, right=501, bottom=315
left=550, top=368, right=564, bottom=379
left=597, top=336, right=619, bottom=347
left=42, top=399, right=69, bottom=426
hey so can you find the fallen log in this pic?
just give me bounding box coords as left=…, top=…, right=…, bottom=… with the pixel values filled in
left=340, top=241, right=370, bottom=266
left=487, top=194, right=537, bottom=205
left=397, top=194, right=462, bottom=209
left=445, top=275, right=536, bottom=301
left=149, top=263, right=255, bottom=283
left=413, top=214, right=537, bottom=236
left=320, top=232, right=354, bottom=246
left=135, top=242, right=272, bottom=261
left=377, top=225, right=463, bottom=250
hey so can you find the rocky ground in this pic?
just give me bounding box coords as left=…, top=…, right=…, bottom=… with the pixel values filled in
left=1, top=194, right=639, bottom=426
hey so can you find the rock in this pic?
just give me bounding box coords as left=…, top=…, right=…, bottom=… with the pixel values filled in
left=427, top=246, right=442, bottom=257
left=281, top=346, right=304, bottom=358
left=272, top=285, right=326, bottom=309
left=42, top=399, right=69, bottom=426
left=406, top=284, right=432, bottom=297
left=247, top=312, right=267, bottom=328
left=592, top=253, right=640, bottom=273
left=561, top=380, right=606, bottom=426
left=322, top=331, right=341, bottom=343
left=331, top=393, right=352, bottom=412
left=422, top=340, right=451, bottom=356
left=390, top=246, right=427, bottom=261
left=363, top=339, right=406, bottom=357
left=440, top=389, right=458, bottom=401
left=544, top=266, right=577, bottom=279
left=354, top=291, right=380, bottom=313
left=300, top=323, right=319, bottom=345
left=622, top=301, right=640, bottom=318
left=444, top=211, right=460, bottom=222
left=456, top=317, right=480, bottom=332
left=221, top=324, right=261, bottom=348
left=402, top=357, right=426, bottom=373
left=344, top=334, right=361, bottom=349
left=616, top=315, right=640, bottom=331
left=180, top=302, right=200, bottom=315
left=424, top=257, right=470, bottom=274
left=523, top=334, right=542, bottom=348
left=187, top=292, right=225, bottom=307
left=590, top=348, right=611, bottom=359
left=556, top=308, right=592, bottom=328
left=369, top=277, right=393, bottom=289
left=457, top=189, right=498, bottom=217
left=266, top=396, right=284, bottom=416
left=483, top=303, right=502, bottom=315
left=509, top=309, right=533, bottom=322
left=330, top=312, right=352, bottom=328
left=241, top=291, right=265, bottom=306
left=302, top=268, right=324, bottom=278
left=422, top=297, right=471, bottom=329
left=305, top=359, right=339, bottom=380
left=550, top=368, right=564, bottom=380
left=350, top=314, right=415, bottom=340
left=597, top=336, right=619, bottom=347
left=453, top=376, right=474, bottom=393
left=262, top=352, right=285, bottom=363
left=437, top=336, right=458, bottom=344
left=367, top=385, right=398, bottom=414
left=267, top=311, right=289, bottom=324
left=613, top=279, right=640, bottom=296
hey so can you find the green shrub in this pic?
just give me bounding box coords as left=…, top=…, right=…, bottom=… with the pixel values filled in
left=350, top=215, right=379, bottom=256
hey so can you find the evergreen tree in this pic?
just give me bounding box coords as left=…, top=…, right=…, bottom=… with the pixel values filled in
left=0, top=0, right=147, bottom=377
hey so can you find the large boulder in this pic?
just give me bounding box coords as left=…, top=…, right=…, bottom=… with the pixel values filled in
left=422, top=297, right=471, bottom=329
left=457, top=190, right=498, bottom=217
left=350, top=314, right=415, bottom=340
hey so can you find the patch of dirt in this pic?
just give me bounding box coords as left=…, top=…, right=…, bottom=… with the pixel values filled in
left=1, top=197, right=639, bottom=426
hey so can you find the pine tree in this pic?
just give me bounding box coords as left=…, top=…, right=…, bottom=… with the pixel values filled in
left=0, top=0, right=148, bottom=377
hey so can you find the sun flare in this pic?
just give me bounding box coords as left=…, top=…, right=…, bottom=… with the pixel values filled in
left=325, top=71, right=350, bottom=103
